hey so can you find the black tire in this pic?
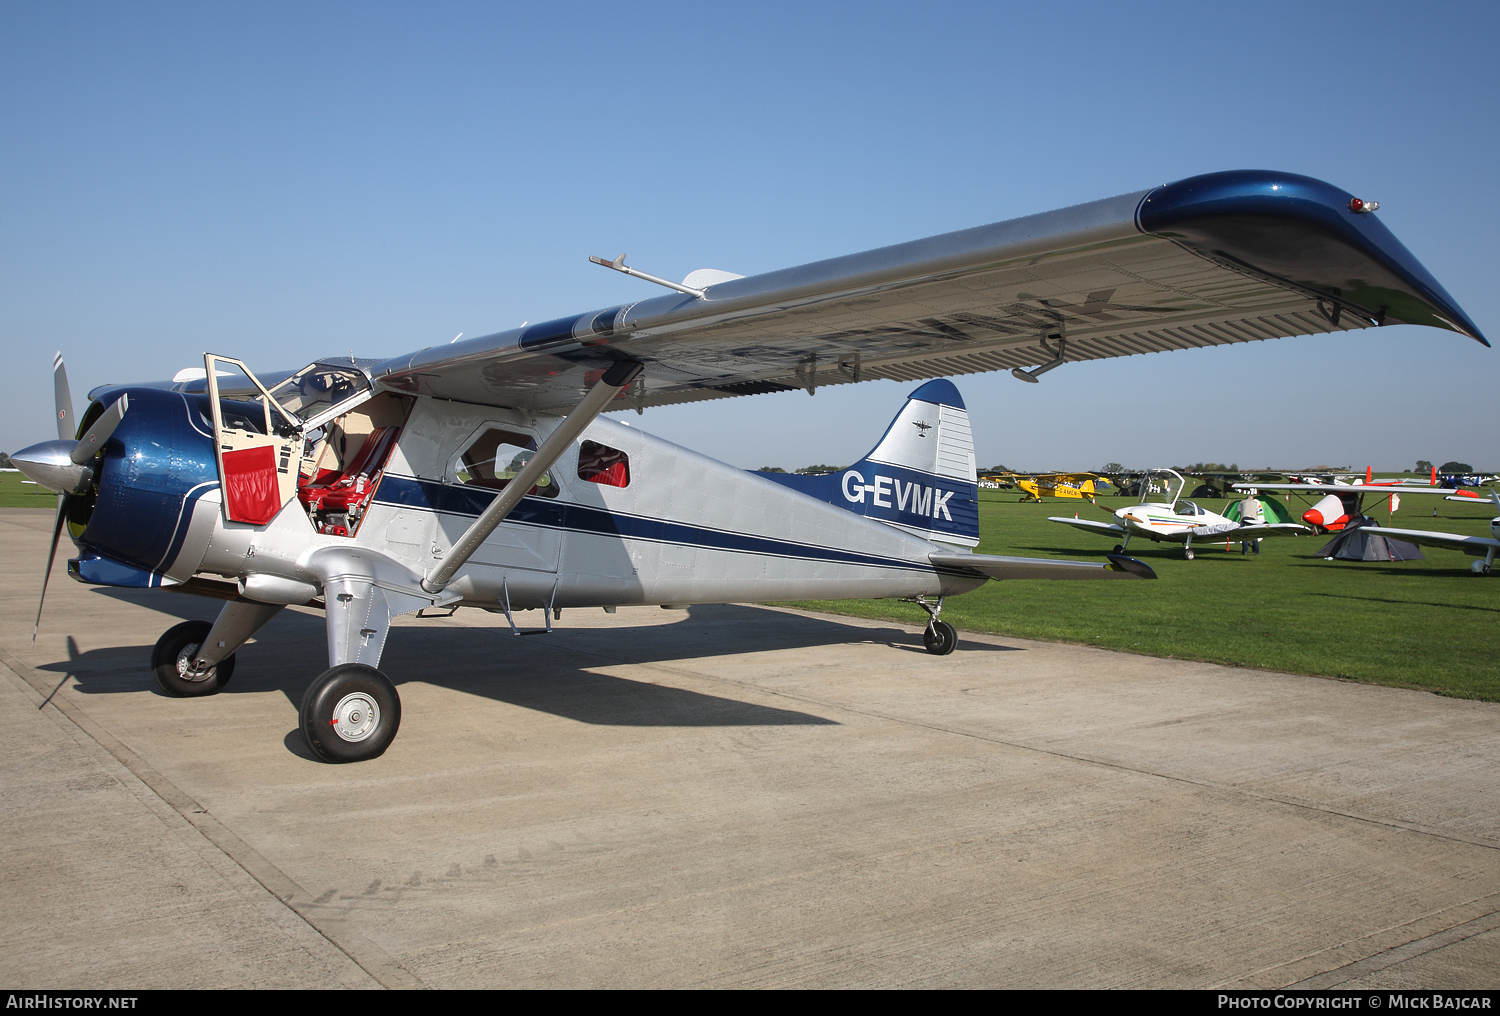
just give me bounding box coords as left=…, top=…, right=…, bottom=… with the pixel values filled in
left=151, top=620, right=235, bottom=697
left=1112, top=544, right=1124, bottom=554
left=300, top=664, right=401, bottom=763
left=923, top=620, right=958, bottom=656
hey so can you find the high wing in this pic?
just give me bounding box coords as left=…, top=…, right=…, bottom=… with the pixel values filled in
left=930, top=551, right=1154, bottom=580
left=1047, top=517, right=1126, bottom=537
left=369, top=170, right=1487, bottom=413
left=1355, top=527, right=1500, bottom=556
left=1234, top=484, right=1466, bottom=495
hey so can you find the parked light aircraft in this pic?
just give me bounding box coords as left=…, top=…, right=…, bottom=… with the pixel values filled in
left=1049, top=469, right=1311, bottom=558
left=11, top=170, right=1487, bottom=762
left=1350, top=489, right=1500, bottom=575
left=1017, top=473, right=1112, bottom=503
left=1230, top=481, right=1478, bottom=532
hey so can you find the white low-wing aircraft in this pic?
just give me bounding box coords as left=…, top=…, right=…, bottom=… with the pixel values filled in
left=11, top=170, right=1487, bottom=762
left=1048, top=469, right=1311, bottom=559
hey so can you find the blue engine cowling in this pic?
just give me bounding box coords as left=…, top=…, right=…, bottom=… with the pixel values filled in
left=69, top=386, right=238, bottom=585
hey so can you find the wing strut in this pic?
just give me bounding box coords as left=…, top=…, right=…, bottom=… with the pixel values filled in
left=421, top=360, right=645, bottom=593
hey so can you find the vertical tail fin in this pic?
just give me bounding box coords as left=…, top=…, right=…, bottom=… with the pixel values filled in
left=759, top=380, right=980, bottom=546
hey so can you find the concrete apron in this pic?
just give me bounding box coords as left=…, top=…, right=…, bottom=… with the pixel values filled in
left=1, top=507, right=1497, bottom=989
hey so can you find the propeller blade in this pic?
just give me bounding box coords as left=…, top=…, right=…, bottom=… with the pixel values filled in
left=33, top=497, right=69, bottom=645
left=53, top=352, right=75, bottom=441
left=69, top=393, right=128, bottom=465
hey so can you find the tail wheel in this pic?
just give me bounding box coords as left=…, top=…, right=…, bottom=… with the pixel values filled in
left=300, top=664, right=401, bottom=763
left=923, top=620, right=958, bottom=656
left=151, top=620, right=235, bottom=697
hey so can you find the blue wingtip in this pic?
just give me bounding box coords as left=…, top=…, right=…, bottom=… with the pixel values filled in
left=1137, top=170, right=1487, bottom=347
left=908, top=378, right=964, bottom=409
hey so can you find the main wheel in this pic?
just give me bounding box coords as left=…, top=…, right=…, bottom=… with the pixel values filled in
left=1184, top=548, right=1195, bottom=560
left=152, top=620, right=235, bottom=697
left=923, top=620, right=958, bottom=656
left=1112, top=544, right=1124, bottom=554
left=300, top=664, right=401, bottom=763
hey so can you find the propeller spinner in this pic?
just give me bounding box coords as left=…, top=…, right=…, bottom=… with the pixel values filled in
left=10, top=354, right=129, bottom=644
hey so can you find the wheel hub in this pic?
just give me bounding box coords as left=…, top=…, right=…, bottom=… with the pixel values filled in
left=174, top=643, right=215, bottom=682
left=331, top=692, right=380, bottom=742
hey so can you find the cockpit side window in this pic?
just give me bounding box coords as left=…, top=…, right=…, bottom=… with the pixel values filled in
left=578, top=441, right=629, bottom=488
left=453, top=428, right=559, bottom=498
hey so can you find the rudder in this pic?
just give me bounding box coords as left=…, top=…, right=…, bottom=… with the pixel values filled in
left=759, top=379, right=979, bottom=547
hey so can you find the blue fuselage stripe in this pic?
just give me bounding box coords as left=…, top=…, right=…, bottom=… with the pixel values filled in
left=374, top=475, right=937, bottom=574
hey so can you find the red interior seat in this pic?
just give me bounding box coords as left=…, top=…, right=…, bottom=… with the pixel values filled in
left=298, top=426, right=399, bottom=513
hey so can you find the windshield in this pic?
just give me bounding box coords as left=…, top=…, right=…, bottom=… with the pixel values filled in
left=267, top=362, right=371, bottom=423
left=1138, top=468, right=1186, bottom=506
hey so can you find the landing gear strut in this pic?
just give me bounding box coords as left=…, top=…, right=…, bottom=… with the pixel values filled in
left=908, top=595, right=957, bottom=656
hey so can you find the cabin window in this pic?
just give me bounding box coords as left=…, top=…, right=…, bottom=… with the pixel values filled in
left=578, top=441, right=629, bottom=488
left=453, top=428, right=559, bottom=498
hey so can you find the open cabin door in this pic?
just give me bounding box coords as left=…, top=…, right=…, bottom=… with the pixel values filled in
left=205, top=355, right=304, bottom=525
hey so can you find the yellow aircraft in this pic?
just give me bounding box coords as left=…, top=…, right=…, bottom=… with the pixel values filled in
left=1017, top=473, right=1112, bottom=503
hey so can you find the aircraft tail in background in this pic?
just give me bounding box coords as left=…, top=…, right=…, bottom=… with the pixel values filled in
left=759, top=379, right=980, bottom=547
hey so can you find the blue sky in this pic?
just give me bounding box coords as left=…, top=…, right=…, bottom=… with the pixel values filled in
left=3, top=1, right=1496, bottom=471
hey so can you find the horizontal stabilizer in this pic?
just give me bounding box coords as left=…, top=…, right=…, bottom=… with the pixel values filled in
left=931, top=551, right=1155, bottom=580
left=1047, top=516, right=1126, bottom=537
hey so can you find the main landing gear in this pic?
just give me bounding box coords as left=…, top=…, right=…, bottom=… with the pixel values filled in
left=300, top=664, right=401, bottom=763
left=908, top=595, right=957, bottom=656
left=149, top=600, right=402, bottom=764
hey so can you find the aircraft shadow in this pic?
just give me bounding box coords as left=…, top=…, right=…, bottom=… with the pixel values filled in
left=1309, top=591, right=1500, bottom=614
left=45, top=592, right=1000, bottom=733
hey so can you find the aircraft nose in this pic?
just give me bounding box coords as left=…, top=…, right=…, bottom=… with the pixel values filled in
left=11, top=439, right=91, bottom=494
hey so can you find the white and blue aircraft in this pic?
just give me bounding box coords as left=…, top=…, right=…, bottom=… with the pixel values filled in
left=11, top=170, right=1487, bottom=762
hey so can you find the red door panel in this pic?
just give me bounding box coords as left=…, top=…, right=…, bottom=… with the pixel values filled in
left=222, top=445, right=281, bottom=524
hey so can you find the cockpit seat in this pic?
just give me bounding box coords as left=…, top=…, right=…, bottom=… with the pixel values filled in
left=298, top=426, right=399, bottom=514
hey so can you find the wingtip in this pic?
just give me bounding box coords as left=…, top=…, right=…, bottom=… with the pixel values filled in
left=1106, top=554, right=1157, bottom=579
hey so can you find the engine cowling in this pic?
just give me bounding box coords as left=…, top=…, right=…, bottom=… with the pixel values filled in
left=1302, top=493, right=1350, bottom=531
left=65, top=387, right=223, bottom=584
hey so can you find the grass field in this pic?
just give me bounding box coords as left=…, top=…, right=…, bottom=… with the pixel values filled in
left=782, top=490, right=1500, bottom=701
left=0, top=470, right=62, bottom=508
